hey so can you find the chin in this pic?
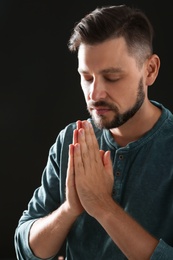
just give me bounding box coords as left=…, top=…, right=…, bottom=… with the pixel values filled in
left=92, top=116, right=108, bottom=129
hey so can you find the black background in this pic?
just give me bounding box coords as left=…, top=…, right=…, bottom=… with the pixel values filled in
left=1, top=0, right=172, bottom=259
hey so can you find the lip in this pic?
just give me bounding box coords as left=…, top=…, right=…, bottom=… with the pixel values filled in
left=92, top=107, right=111, bottom=115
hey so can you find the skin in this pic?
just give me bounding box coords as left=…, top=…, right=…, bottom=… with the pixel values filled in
left=29, top=37, right=161, bottom=259
left=78, top=37, right=161, bottom=146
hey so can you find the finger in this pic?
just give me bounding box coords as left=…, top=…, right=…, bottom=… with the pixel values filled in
left=76, top=123, right=102, bottom=176
left=103, top=151, right=114, bottom=179
left=99, top=150, right=105, bottom=161
left=103, top=151, right=114, bottom=194
left=77, top=128, right=91, bottom=171
left=77, top=120, right=82, bottom=130
left=73, top=143, right=85, bottom=176
left=82, top=120, right=100, bottom=163
left=73, top=129, right=78, bottom=145
left=66, top=144, right=74, bottom=185
left=73, top=121, right=82, bottom=144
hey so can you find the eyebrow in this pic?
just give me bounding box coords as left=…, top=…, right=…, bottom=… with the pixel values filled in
left=78, top=67, right=123, bottom=74
left=101, top=67, right=123, bottom=74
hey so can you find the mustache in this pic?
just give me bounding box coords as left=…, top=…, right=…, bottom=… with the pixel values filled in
left=87, top=100, right=116, bottom=110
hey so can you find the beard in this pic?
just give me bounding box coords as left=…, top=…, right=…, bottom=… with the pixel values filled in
left=87, top=78, right=145, bottom=130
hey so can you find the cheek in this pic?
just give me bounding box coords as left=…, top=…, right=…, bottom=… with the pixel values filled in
left=81, top=86, right=90, bottom=100
left=108, top=86, right=135, bottom=108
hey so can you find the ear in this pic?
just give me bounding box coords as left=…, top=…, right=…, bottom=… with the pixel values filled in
left=145, top=54, right=160, bottom=86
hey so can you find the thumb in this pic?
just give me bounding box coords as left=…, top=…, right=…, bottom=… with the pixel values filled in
left=103, top=151, right=114, bottom=178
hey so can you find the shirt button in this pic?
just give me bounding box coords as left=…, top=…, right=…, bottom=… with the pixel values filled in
left=112, top=189, right=116, bottom=195
left=116, top=171, right=121, bottom=176
left=119, top=154, right=124, bottom=160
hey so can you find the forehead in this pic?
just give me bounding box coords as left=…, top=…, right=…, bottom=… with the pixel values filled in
left=78, top=37, right=136, bottom=72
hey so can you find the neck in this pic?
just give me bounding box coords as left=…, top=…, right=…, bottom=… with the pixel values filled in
left=110, top=101, right=162, bottom=147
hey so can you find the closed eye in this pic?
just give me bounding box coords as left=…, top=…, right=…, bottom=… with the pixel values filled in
left=80, top=74, right=93, bottom=82
left=104, top=77, right=120, bottom=82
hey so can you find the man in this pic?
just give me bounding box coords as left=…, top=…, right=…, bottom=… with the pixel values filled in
left=14, top=5, right=173, bottom=259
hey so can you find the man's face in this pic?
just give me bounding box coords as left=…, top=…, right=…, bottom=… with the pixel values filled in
left=78, top=37, right=147, bottom=129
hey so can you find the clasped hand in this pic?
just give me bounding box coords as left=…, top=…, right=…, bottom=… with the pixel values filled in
left=66, top=120, right=114, bottom=218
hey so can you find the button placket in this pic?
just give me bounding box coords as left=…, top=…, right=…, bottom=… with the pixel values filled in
left=112, top=152, right=126, bottom=201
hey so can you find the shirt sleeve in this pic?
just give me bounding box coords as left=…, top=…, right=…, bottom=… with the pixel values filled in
left=151, top=239, right=173, bottom=260
left=14, top=219, right=53, bottom=260
left=14, top=129, right=67, bottom=259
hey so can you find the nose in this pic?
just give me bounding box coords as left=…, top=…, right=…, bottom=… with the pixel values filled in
left=89, top=79, right=107, bottom=101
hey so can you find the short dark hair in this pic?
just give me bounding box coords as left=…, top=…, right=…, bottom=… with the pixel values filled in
left=68, top=5, right=154, bottom=66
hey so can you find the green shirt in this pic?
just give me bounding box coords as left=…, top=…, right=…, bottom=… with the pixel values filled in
left=14, top=101, right=173, bottom=259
